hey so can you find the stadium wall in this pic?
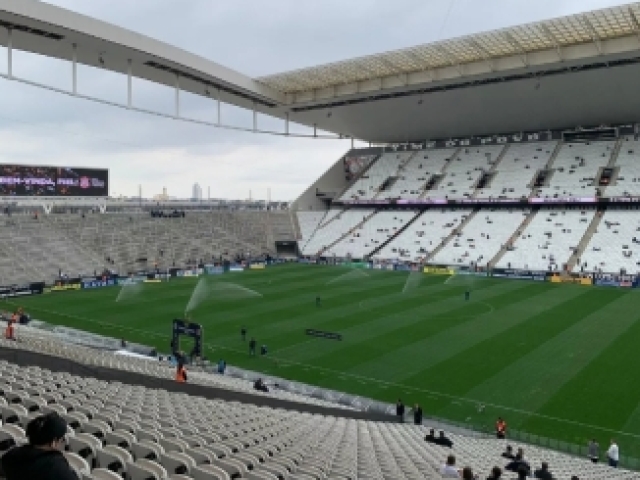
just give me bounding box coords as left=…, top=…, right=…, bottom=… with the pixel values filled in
left=291, top=147, right=382, bottom=211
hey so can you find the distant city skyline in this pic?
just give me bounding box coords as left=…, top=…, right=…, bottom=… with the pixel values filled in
left=192, top=183, right=203, bottom=201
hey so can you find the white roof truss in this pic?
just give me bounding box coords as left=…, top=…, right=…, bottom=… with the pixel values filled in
left=258, top=2, right=640, bottom=94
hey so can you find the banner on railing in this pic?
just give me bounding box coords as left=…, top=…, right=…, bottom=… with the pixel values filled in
left=492, top=268, right=549, bottom=281
left=205, top=265, right=224, bottom=275
left=424, top=266, right=455, bottom=275
left=549, top=275, right=592, bottom=285
left=0, top=282, right=44, bottom=298
left=81, top=279, right=117, bottom=289
left=250, top=263, right=266, bottom=270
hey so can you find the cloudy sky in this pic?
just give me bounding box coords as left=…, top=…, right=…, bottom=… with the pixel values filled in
left=0, top=0, right=630, bottom=200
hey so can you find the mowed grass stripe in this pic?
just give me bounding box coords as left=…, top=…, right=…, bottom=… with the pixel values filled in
left=282, top=279, right=529, bottom=364
left=435, top=288, right=631, bottom=431
left=528, top=295, right=640, bottom=450
left=212, top=278, right=495, bottom=355
left=351, top=282, right=580, bottom=381
left=320, top=282, right=546, bottom=376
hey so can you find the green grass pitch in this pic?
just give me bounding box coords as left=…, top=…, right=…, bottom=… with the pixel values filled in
left=8, top=264, right=640, bottom=457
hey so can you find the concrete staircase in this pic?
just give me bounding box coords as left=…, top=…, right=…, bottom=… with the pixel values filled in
left=471, top=144, right=510, bottom=198
left=418, top=147, right=462, bottom=199
left=545, top=140, right=563, bottom=169
left=366, top=211, right=422, bottom=258
left=606, top=138, right=623, bottom=167
left=372, top=150, right=420, bottom=200
left=317, top=210, right=378, bottom=256
left=425, top=208, right=479, bottom=262
left=487, top=209, right=539, bottom=268
left=289, top=210, right=302, bottom=240
left=528, top=140, right=563, bottom=198
left=299, top=208, right=348, bottom=253
left=565, top=209, right=604, bottom=272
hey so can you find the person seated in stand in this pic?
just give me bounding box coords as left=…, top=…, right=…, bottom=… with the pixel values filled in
left=424, top=428, right=437, bottom=443
left=253, top=378, right=269, bottom=393
left=534, top=462, right=554, bottom=479
left=440, top=454, right=460, bottom=478
left=505, top=453, right=530, bottom=475
left=501, top=445, right=515, bottom=460
left=486, top=466, right=502, bottom=479
left=2, top=412, right=78, bottom=480
left=516, top=464, right=529, bottom=480
left=435, top=430, right=454, bottom=448
left=461, top=466, right=477, bottom=480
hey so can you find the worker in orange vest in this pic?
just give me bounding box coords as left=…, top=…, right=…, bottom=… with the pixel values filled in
left=5, top=312, right=17, bottom=340
left=496, top=417, right=507, bottom=439
left=175, top=362, right=187, bottom=383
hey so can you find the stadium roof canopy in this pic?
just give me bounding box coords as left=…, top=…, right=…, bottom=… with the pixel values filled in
left=1, top=1, right=640, bottom=143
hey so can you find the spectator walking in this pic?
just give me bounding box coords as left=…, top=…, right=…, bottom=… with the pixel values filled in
left=396, top=399, right=405, bottom=423
left=607, top=439, right=619, bottom=468
left=588, top=439, right=599, bottom=463
left=2, top=412, right=79, bottom=480
left=413, top=403, right=423, bottom=425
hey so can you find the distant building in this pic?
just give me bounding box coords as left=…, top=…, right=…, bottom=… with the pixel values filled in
left=192, top=183, right=202, bottom=201
left=153, top=187, right=169, bottom=201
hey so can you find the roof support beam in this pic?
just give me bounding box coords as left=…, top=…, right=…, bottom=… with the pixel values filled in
left=581, top=15, right=603, bottom=54
left=174, top=74, right=180, bottom=117
left=127, top=59, right=132, bottom=108
left=467, top=38, right=495, bottom=72
left=216, top=88, right=221, bottom=126
left=436, top=45, right=464, bottom=76
left=6, top=27, right=12, bottom=79
left=72, top=44, right=77, bottom=95
left=502, top=32, right=529, bottom=67
left=540, top=24, right=564, bottom=61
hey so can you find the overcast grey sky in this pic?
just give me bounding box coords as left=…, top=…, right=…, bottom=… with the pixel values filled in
left=0, top=0, right=630, bottom=200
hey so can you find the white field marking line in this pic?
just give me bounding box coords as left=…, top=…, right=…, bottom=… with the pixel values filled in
left=17, top=302, right=640, bottom=439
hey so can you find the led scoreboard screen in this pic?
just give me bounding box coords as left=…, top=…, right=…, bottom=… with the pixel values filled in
left=0, top=165, right=109, bottom=197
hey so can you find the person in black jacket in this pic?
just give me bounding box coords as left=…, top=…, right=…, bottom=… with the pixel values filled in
left=435, top=430, right=454, bottom=448
left=396, top=399, right=405, bottom=423
left=2, top=412, right=78, bottom=480
left=424, top=428, right=437, bottom=443
left=413, top=403, right=423, bottom=425
left=505, top=453, right=530, bottom=475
